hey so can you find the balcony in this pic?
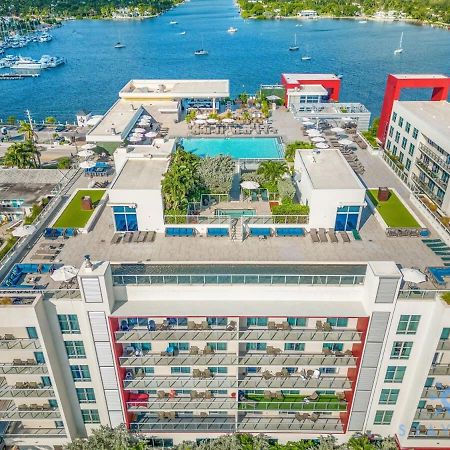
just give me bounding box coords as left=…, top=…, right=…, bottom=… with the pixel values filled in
left=419, top=143, right=450, bottom=173
left=416, top=160, right=448, bottom=191
left=0, top=363, right=48, bottom=375
left=409, top=424, right=450, bottom=438
left=130, top=416, right=236, bottom=432
left=3, top=423, right=66, bottom=438
left=119, top=354, right=237, bottom=367
left=127, top=397, right=237, bottom=411
left=115, top=329, right=237, bottom=343
left=0, top=405, right=60, bottom=420
left=421, top=387, right=450, bottom=399
left=437, top=340, right=450, bottom=351
left=429, top=364, right=450, bottom=376
left=124, top=376, right=237, bottom=390
left=0, top=386, right=55, bottom=399
left=238, top=353, right=356, bottom=367
left=239, top=329, right=362, bottom=342
left=415, top=408, right=450, bottom=420
left=239, top=375, right=352, bottom=390
left=0, top=338, right=41, bottom=350
left=411, top=173, right=444, bottom=207
left=238, top=415, right=344, bottom=432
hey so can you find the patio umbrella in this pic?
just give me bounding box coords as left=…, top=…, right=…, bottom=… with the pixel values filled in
left=302, top=121, right=315, bottom=126
left=315, top=142, right=330, bottom=149
left=222, top=118, right=235, bottom=124
left=401, top=268, right=427, bottom=284
left=338, top=139, right=354, bottom=146
left=129, top=135, right=143, bottom=142
left=330, top=127, right=345, bottom=133
left=240, top=181, right=260, bottom=190
left=77, top=149, right=94, bottom=158
left=12, top=224, right=37, bottom=237
left=207, top=118, right=218, bottom=124
left=195, top=119, right=206, bottom=125
left=51, top=265, right=78, bottom=282
left=266, top=95, right=281, bottom=101
left=79, top=160, right=96, bottom=169
left=145, top=131, right=158, bottom=138
left=197, top=114, right=208, bottom=120
left=81, top=143, right=97, bottom=150
left=306, top=130, right=321, bottom=137
left=133, top=127, right=146, bottom=133
left=341, top=117, right=353, bottom=122
left=311, top=136, right=326, bottom=143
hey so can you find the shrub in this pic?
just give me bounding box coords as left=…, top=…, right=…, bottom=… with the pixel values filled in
left=272, top=202, right=309, bottom=219
left=277, top=178, right=296, bottom=200
left=285, top=141, right=314, bottom=161
left=0, top=236, right=18, bottom=261
left=197, top=155, right=235, bottom=193
left=57, top=156, right=72, bottom=169
left=441, top=292, right=450, bottom=304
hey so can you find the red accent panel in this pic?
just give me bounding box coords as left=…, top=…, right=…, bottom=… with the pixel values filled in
left=108, top=317, right=131, bottom=428
left=378, top=74, right=450, bottom=144
left=281, top=73, right=341, bottom=105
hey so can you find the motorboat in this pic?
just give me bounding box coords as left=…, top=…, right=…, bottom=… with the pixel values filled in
left=301, top=56, right=312, bottom=61
left=179, top=31, right=186, bottom=35
left=194, top=49, right=208, bottom=56
left=227, top=27, right=238, bottom=33
left=38, top=32, right=52, bottom=43
left=11, top=57, right=42, bottom=70
left=358, top=20, right=368, bottom=23
left=39, top=55, right=65, bottom=68
left=169, top=21, right=178, bottom=25
left=114, top=42, right=126, bottom=48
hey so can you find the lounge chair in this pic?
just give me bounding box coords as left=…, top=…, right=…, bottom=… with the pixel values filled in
left=339, top=231, right=351, bottom=243
left=310, top=229, right=319, bottom=243
left=318, top=228, right=328, bottom=243
left=123, top=232, right=133, bottom=243
left=328, top=229, right=338, bottom=243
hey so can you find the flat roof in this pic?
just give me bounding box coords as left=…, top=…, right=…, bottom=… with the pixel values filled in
left=0, top=183, right=55, bottom=204
left=391, top=74, right=449, bottom=80
left=111, top=158, right=168, bottom=190
left=282, top=74, right=339, bottom=84
left=287, top=84, right=329, bottom=96
left=120, top=79, right=230, bottom=99
left=393, top=101, right=450, bottom=149
left=298, top=149, right=364, bottom=190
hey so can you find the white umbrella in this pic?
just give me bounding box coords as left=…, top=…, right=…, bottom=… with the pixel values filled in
left=338, top=139, right=355, bottom=146
left=331, top=127, right=345, bottom=133
left=51, top=265, right=78, bottom=282
left=145, top=131, right=158, bottom=138
left=341, top=117, right=353, bottom=122
left=81, top=143, right=97, bottom=150
left=311, top=136, right=326, bottom=142
left=129, top=135, right=143, bottom=142
left=315, top=142, right=330, bottom=149
left=266, top=95, right=281, bottom=101
left=77, top=149, right=95, bottom=158
left=197, top=114, right=208, bottom=120
left=207, top=118, right=218, bottom=124
left=222, top=118, right=235, bottom=124
left=240, top=181, right=260, bottom=190
left=302, top=121, right=315, bottom=126
left=307, top=130, right=321, bottom=137
left=133, top=127, right=146, bottom=133
left=12, top=224, right=37, bottom=237
left=195, top=119, right=206, bottom=125
left=79, top=160, right=96, bottom=169
left=138, top=119, right=151, bottom=125
left=401, top=268, right=427, bottom=284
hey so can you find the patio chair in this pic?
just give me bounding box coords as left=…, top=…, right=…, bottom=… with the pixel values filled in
left=281, top=368, right=290, bottom=377
left=315, top=320, right=324, bottom=331
left=264, top=391, right=273, bottom=400
left=339, top=231, right=351, bottom=243
left=157, top=391, right=166, bottom=399
left=202, top=369, right=213, bottom=378
left=306, top=369, right=315, bottom=378
left=188, top=321, right=196, bottom=330
left=189, top=346, right=199, bottom=355
left=322, top=348, right=333, bottom=356
left=275, top=392, right=284, bottom=400
left=307, top=391, right=319, bottom=402
left=226, top=320, right=237, bottom=331
left=4, top=334, right=15, bottom=340
left=318, top=228, right=328, bottom=243
left=310, top=229, right=319, bottom=243
left=310, top=412, right=320, bottom=422
left=337, top=392, right=346, bottom=401
left=190, top=391, right=198, bottom=399
left=262, top=371, right=273, bottom=380
left=328, top=229, right=338, bottom=243
left=323, top=322, right=332, bottom=331
left=193, top=369, right=202, bottom=378
left=204, top=391, right=213, bottom=399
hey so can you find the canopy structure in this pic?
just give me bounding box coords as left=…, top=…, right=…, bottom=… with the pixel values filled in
left=51, top=266, right=79, bottom=282
left=12, top=225, right=37, bottom=237
left=330, top=127, right=345, bottom=133
left=311, top=137, right=326, bottom=143
left=401, top=268, right=427, bottom=284
left=315, top=142, right=330, bottom=149
left=145, top=131, right=158, bottom=138
left=222, top=118, right=235, bottom=124
left=79, top=160, right=96, bottom=169
left=266, top=95, right=281, bottom=101
left=338, top=139, right=354, bottom=146
left=77, top=149, right=95, bottom=158
left=241, top=181, right=260, bottom=190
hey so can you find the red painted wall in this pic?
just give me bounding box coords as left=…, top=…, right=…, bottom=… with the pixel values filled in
left=281, top=74, right=341, bottom=105
left=377, top=74, right=450, bottom=145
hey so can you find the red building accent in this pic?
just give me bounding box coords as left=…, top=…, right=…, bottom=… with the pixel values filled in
left=281, top=74, right=341, bottom=105
left=378, top=74, right=450, bottom=145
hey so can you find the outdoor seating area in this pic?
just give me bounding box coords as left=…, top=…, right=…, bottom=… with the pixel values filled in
left=83, top=161, right=113, bottom=177
left=125, top=114, right=163, bottom=145
left=309, top=228, right=354, bottom=243
left=1, top=263, right=60, bottom=289
left=111, top=231, right=156, bottom=244
left=189, top=122, right=278, bottom=136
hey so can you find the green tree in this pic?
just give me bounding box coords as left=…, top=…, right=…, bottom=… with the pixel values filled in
left=45, top=116, right=57, bottom=124
left=197, top=155, right=235, bottom=193
left=6, top=115, right=16, bottom=125
left=257, top=160, right=288, bottom=184
left=347, top=437, right=376, bottom=450
left=185, top=110, right=197, bottom=123
left=57, top=156, right=72, bottom=169
left=3, top=141, right=40, bottom=169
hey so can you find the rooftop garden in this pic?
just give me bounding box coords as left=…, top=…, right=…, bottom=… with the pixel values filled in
left=285, top=141, right=314, bottom=162
left=367, top=189, right=419, bottom=228
left=53, top=189, right=105, bottom=228
left=239, top=394, right=346, bottom=411
left=361, top=117, right=380, bottom=149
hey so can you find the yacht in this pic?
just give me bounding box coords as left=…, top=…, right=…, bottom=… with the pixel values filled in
left=39, top=55, right=65, bottom=68
left=289, top=33, right=299, bottom=51
left=11, top=56, right=42, bottom=70
left=194, top=49, right=208, bottom=56
left=394, top=32, right=404, bottom=54
left=114, top=42, right=126, bottom=48
left=358, top=20, right=368, bottom=23
left=227, top=27, right=238, bottom=33
left=301, top=55, right=312, bottom=61
left=38, top=32, right=52, bottom=43
left=179, top=31, right=186, bottom=35
left=169, top=21, right=178, bottom=25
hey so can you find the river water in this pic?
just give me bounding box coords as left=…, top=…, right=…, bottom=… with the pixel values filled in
left=1, top=0, right=449, bottom=121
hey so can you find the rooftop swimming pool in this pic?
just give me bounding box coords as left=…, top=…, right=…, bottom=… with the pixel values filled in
left=216, top=209, right=256, bottom=218
left=179, top=138, right=284, bottom=160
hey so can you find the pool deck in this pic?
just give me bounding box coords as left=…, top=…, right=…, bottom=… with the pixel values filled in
left=202, top=200, right=272, bottom=216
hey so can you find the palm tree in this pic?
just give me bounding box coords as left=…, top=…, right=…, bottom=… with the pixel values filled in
left=3, top=142, right=37, bottom=168
left=347, top=437, right=376, bottom=450
left=18, top=120, right=37, bottom=142
left=257, top=160, right=288, bottom=184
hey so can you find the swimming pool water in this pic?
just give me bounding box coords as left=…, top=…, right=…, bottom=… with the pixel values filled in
left=180, top=138, right=283, bottom=159
left=216, top=209, right=256, bottom=218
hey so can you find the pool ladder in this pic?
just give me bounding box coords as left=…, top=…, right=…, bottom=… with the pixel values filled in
left=230, top=217, right=244, bottom=242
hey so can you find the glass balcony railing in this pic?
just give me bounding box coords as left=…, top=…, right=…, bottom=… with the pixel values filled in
left=239, top=375, right=352, bottom=390
left=0, top=339, right=41, bottom=350
left=0, top=364, right=48, bottom=375
left=115, top=329, right=237, bottom=342
left=127, top=398, right=237, bottom=411
left=0, top=386, right=55, bottom=398
left=238, top=415, right=343, bottom=432
left=123, top=376, right=237, bottom=390
left=238, top=353, right=356, bottom=367
left=130, top=417, right=236, bottom=432
left=119, top=354, right=237, bottom=367
left=239, top=329, right=362, bottom=342
left=415, top=408, right=450, bottom=421
left=429, top=364, right=450, bottom=376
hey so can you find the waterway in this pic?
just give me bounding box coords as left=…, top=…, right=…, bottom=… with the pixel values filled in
left=1, top=0, right=449, bottom=121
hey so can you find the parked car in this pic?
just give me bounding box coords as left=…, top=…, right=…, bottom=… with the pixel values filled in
left=55, top=125, right=66, bottom=132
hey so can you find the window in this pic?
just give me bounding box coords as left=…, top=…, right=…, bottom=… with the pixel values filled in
left=207, top=317, right=227, bottom=326
left=169, top=342, right=189, bottom=351
left=284, top=343, right=305, bottom=351
left=76, top=388, right=96, bottom=403
left=26, top=327, right=38, bottom=339
left=246, top=317, right=268, bottom=327
left=326, top=318, right=348, bottom=327
left=58, top=315, right=80, bottom=334
left=34, top=352, right=45, bottom=364
left=374, top=410, right=394, bottom=425
left=287, top=317, right=307, bottom=327
left=335, top=206, right=361, bottom=232
left=392, top=112, right=397, bottom=122
left=397, top=315, right=420, bottom=334
left=398, top=117, right=404, bottom=127
left=55, top=421, right=64, bottom=428
left=208, top=367, right=227, bottom=374
left=64, top=341, right=86, bottom=359
left=171, top=367, right=190, bottom=374
left=398, top=152, right=404, bottom=163
left=412, top=128, right=418, bottom=139
left=166, top=317, right=187, bottom=327
left=385, top=366, right=406, bottom=383
left=113, top=206, right=137, bottom=232
left=441, top=328, right=450, bottom=340
left=323, top=343, right=344, bottom=352
left=392, top=145, right=397, bottom=156
left=405, top=159, right=411, bottom=171
left=70, top=365, right=91, bottom=382
left=206, top=342, right=227, bottom=351
left=319, top=367, right=337, bottom=374
left=41, top=376, right=52, bottom=387
left=395, top=131, right=400, bottom=143
left=81, top=409, right=100, bottom=424
left=389, top=126, right=394, bottom=138
left=379, top=389, right=399, bottom=405
left=409, top=143, right=415, bottom=156
left=401, top=137, right=407, bottom=150
left=246, top=342, right=267, bottom=351
left=391, top=341, right=413, bottom=359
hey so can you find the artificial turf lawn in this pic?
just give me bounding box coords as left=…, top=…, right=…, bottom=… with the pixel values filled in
left=239, top=394, right=346, bottom=411
left=53, top=189, right=105, bottom=228
left=367, top=189, right=419, bottom=228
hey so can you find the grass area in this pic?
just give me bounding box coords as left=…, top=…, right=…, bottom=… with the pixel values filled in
left=239, top=394, right=346, bottom=411
left=367, top=189, right=419, bottom=228
left=0, top=236, right=18, bottom=261
left=362, top=131, right=379, bottom=148
left=53, top=189, right=105, bottom=228
left=441, top=292, right=450, bottom=305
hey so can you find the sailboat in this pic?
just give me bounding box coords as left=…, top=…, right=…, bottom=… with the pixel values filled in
left=394, top=32, right=404, bottom=54
left=114, top=42, right=125, bottom=48
left=194, top=36, right=208, bottom=55
left=289, top=34, right=299, bottom=51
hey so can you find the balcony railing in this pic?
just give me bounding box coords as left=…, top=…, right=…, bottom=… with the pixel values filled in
left=239, top=375, right=352, bottom=390
left=429, top=364, right=450, bottom=376
left=115, top=329, right=237, bottom=342
left=119, top=354, right=237, bottom=367
left=437, top=340, right=450, bottom=351
left=127, top=398, right=237, bottom=411
left=419, top=143, right=450, bottom=173
left=411, top=173, right=443, bottom=207
left=238, top=416, right=343, bottom=432
left=124, top=376, right=237, bottom=390
left=239, top=400, right=346, bottom=412
left=421, top=387, right=450, bottom=399
left=239, top=329, right=362, bottom=342
left=410, top=426, right=450, bottom=438
left=0, top=386, right=55, bottom=398
left=130, top=417, right=236, bottom=432
left=238, top=353, right=356, bottom=367
left=4, top=426, right=66, bottom=437
left=245, top=215, right=309, bottom=225
left=0, top=408, right=60, bottom=420
left=164, top=215, right=230, bottom=225
left=415, top=408, right=450, bottom=421
left=416, top=160, right=448, bottom=191
left=0, top=364, right=48, bottom=375
left=0, top=339, right=41, bottom=350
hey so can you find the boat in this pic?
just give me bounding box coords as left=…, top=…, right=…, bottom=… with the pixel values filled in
left=337, top=74, right=343, bottom=79
left=39, top=55, right=65, bottom=68
left=394, top=32, right=404, bottom=54
left=38, top=32, right=52, bottom=43
left=114, top=42, right=126, bottom=48
left=301, top=56, right=312, bottom=61
left=358, top=20, right=368, bottom=24
left=289, top=33, right=299, bottom=51
left=227, top=27, right=238, bottom=33
left=169, top=21, right=178, bottom=25
left=179, top=31, right=186, bottom=35
left=11, top=56, right=42, bottom=70
left=194, top=37, right=208, bottom=56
